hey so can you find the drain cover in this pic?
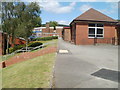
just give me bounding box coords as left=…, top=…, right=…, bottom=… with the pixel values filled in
left=91, top=68, right=119, bottom=83
left=58, top=49, right=69, bottom=54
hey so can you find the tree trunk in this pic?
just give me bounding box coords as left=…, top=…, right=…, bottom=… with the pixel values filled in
left=12, top=30, right=15, bottom=47
left=7, top=35, right=9, bottom=54
left=26, top=38, right=28, bottom=52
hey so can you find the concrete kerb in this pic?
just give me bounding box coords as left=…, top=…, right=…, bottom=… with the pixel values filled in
left=49, top=40, right=59, bottom=88
left=49, top=53, right=57, bottom=88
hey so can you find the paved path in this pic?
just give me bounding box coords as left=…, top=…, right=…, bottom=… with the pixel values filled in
left=54, top=39, right=118, bottom=88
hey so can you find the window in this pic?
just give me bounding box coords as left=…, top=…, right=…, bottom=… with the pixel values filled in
left=88, top=23, right=104, bottom=38
left=40, top=29, right=42, bottom=32
left=89, top=23, right=95, bottom=27
left=97, top=24, right=103, bottom=27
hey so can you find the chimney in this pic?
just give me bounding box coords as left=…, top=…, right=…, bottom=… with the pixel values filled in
left=46, top=22, right=50, bottom=33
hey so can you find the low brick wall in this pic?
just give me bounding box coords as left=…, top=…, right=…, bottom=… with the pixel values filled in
left=0, top=61, right=6, bottom=68
left=2, top=46, right=57, bottom=68
left=0, top=32, right=2, bottom=56
left=0, top=32, right=7, bottom=55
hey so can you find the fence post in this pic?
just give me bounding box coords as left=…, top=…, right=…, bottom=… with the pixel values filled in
left=115, top=37, right=118, bottom=45
left=111, top=37, right=115, bottom=45
left=94, top=37, right=97, bottom=45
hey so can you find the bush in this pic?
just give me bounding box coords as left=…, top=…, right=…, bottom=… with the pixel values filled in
left=9, top=42, right=43, bottom=53
left=28, top=42, right=43, bottom=47
left=9, top=44, right=25, bottom=53
left=52, top=36, right=58, bottom=39
left=33, top=36, right=58, bottom=41
left=14, top=45, right=25, bottom=50
left=9, top=47, right=14, bottom=54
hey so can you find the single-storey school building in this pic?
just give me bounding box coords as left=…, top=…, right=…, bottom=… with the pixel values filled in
left=70, top=8, right=119, bottom=45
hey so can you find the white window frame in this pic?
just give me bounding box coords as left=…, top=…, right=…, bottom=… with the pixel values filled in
left=40, top=29, right=42, bottom=32
left=88, top=23, right=104, bottom=38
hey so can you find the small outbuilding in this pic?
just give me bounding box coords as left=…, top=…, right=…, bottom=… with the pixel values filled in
left=116, top=22, right=120, bottom=45
left=70, top=8, right=118, bottom=45
left=62, top=27, right=71, bottom=42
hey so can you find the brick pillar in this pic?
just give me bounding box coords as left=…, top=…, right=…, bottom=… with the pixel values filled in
left=0, top=31, right=2, bottom=56
left=115, top=28, right=118, bottom=45
left=46, top=22, right=50, bottom=33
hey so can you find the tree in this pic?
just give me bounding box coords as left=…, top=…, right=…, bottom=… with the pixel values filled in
left=2, top=2, right=42, bottom=52
left=2, top=2, right=16, bottom=53
left=49, top=21, right=58, bottom=30
left=18, top=2, right=41, bottom=51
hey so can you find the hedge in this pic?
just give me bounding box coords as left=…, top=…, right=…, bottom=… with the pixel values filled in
left=33, top=36, right=58, bottom=41
left=28, top=42, right=43, bottom=47
left=9, top=42, right=43, bottom=53
left=9, top=44, right=25, bottom=53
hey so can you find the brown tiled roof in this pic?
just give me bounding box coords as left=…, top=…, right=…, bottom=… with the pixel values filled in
left=74, top=8, right=117, bottom=23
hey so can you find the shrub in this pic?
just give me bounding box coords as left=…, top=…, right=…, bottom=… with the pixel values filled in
left=9, top=47, right=14, bottom=54
left=28, top=42, right=43, bottom=47
left=9, top=42, right=43, bottom=53
left=9, top=44, right=25, bottom=53
left=52, top=36, right=58, bottom=39
left=33, top=36, right=58, bottom=41
left=14, top=45, right=25, bottom=50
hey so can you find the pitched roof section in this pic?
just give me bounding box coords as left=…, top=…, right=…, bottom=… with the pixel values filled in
left=74, top=8, right=117, bottom=23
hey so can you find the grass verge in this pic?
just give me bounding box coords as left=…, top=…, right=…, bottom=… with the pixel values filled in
left=30, top=39, right=57, bottom=44
left=2, top=53, right=56, bottom=88
left=2, top=53, right=20, bottom=61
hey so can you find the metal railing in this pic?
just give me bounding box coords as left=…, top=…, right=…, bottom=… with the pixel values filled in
left=2, top=42, right=56, bottom=60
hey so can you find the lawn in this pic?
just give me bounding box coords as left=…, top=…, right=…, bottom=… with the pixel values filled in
left=2, top=53, right=20, bottom=61
left=0, top=68, right=1, bottom=89
left=2, top=53, right=56, bottom=88
left=0, top=53, right=1, bottom=89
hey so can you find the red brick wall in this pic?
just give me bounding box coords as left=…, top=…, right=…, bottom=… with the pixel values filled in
left=0, top=32, right=2, bottom=56
left=63, top=28, right=71, bottom=42
left=116, top=24, right=120, bottom=44
left=9, top=37, right=26, bottom=47
left=56, top=28, right=63, bottom=37
left=41, top=28, right=62, bottom=37
left=75, top=22, right=116, bottom=45
left=0, top=32, right=7, bottom=55
left=42, top=28, right=53, bottom=33
left=71, top=23, right=76, bottom=44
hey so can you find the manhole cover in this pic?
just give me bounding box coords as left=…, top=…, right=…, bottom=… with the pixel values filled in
left=58, top=49, right=69, bottom=54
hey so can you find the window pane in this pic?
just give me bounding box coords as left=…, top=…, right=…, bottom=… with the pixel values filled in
left=89, top=35, right=95, bottom=37
left=89, top=23, right=95, bottom=27
left=96, top=35, right=103, bottom=37
left=97, top=28, right=103, bottom=34
left=89, top=28, right=95, bottom=34
left=97, top=24, right=103, bottom=27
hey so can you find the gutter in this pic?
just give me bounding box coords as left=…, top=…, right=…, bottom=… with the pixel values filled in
left=70, top=20, right=118, bottom=26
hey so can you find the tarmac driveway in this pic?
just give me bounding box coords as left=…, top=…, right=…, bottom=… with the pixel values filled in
left=54, top=39, right=118, bottom=88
